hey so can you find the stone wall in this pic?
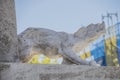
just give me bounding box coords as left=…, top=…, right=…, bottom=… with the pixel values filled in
left=0, top=63, right=120, bottom=80
left=0, top=0, right=18, bottom=62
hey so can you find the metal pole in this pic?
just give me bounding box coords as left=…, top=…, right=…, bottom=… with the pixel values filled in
left=107, top=13, right=110, bottom=27
left=116, top=13, right=119, bottom=23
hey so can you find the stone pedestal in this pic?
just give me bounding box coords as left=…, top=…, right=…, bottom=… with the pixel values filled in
left=0, top=0, right=18, bottom=62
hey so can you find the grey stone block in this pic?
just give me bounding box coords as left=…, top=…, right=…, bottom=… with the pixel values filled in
left=0, top=0, right=18, bottom=62
left=0, top=63, right=120, bottom=80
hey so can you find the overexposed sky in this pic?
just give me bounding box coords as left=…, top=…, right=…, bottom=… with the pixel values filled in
left=15, top=0, right=120, bottom=34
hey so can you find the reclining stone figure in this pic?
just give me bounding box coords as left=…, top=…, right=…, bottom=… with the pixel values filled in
left=18, top=22, right=105, bottom=66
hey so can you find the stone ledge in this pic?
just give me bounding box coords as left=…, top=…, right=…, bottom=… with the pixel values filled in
left=0, top=63, right=120, bottom=80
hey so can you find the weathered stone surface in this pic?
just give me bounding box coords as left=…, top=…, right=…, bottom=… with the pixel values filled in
left=0, top=63, right=120, bottom=80
left=73, top=22, right=105, bottom=52
left=0, top=0, right=18, bottom=62
left=18, top=23, right=105, bottom=65
left=74, top=22, right=105, bottom=40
